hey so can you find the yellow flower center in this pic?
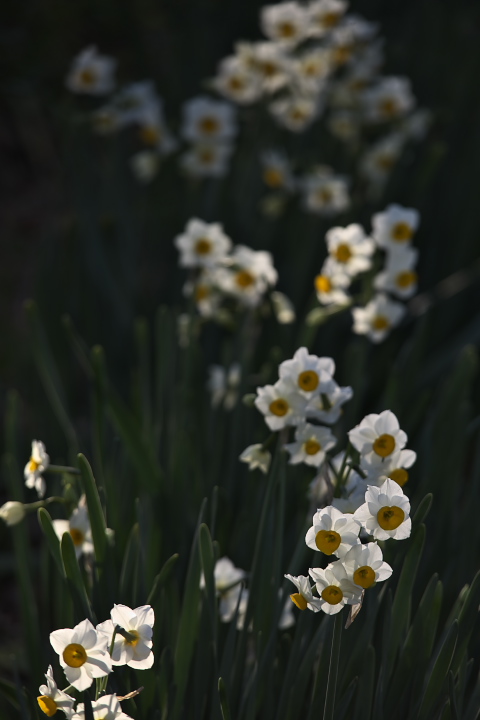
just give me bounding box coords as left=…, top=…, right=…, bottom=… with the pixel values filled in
left=79, top=68, right=97, bottom=87
left=37, top=696, right=58, bottom=717
left=353, top=565, right=376, bottom=589
left=199, top=116, right=220, bottom=135
left=321, top=585, right=343, bottom=605
left=396, top=270, right=417, bottom=288
left=195, top=238, right=212, bottom=255
left=333, top=45, right=352, bottom=66
left=199, top=148, right=215, bottom=164
left=261, top=61, right=278, bottom=77
left=290, top=593, right=308, bottom=610
left=291, top=107, right=307, bottom=122
left=376, top=154, right=395, bottom=170
left=263, top=168, right=284, bottom=188
left=269, top=398, right=289, bottom=417
left=69, top=528, right=85, bottom=546
left=29, top=458, right=40, bottom=472
left=317, top=187, right=333, bottom=204
left=195, top=284, right=210, bottom=302
left=228, top=76, right=245, bottom=92
left=391, top=222, right=413, bottom=242
left=315, top=530, right=341, bottom=555
left=372, top=433, right=395, bottom=457
left=315, top=274, right=332, bottom=294
left=63, top=642, right=87, bottom=668
left=321, top=11, right=342, bottom=28
left=123, top=629, right=140, bottom=646
left=334, top=243, right=352, bottom=263
left=235, top=270, right=255, bottom=288
left=379, top=98, right=398, bottom=118
left=278, top=21, right=296, bottom=38
left=377, top=505, right=405, bottom=531
left=389, top=468, right=409, bottom=487
left=298, top=370, right=319, bottom=392
left=304, top=439, right=321, bottom=456
left=372, top=315, right=390, bottom=331
left=139, top=125, right=160, bottom=146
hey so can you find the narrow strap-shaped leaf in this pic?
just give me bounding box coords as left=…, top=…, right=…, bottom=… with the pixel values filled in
left=148, top=554, right=180, bottom=606
left=119, top=523, right=139, bottom=606
left=323, top=612, right=343, bottom=720
left=38, top=508, right=65, bottom=578
left=412, top=493, right=433, bottom=526
left=78, top=454, right=107, bottom=569
left=448, top=671, right=460, bottom=720
left=61, top=531, right=94, bottom=622
left=218, top=677, right=231, bottom=720
left=416, top=620, right=458, bottom=720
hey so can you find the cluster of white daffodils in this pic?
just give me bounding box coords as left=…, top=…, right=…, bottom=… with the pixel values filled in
left=241, top=347, right=352, bottom=474
left=38, top=605, right=154, bottom=718
left=179, top=96, right=237, bottom=178
left=175, top=218, right=288, bottom=323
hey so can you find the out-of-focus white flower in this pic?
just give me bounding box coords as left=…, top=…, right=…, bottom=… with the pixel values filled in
left=269, top=95, right=320, bottom=132
left=96, top=604, right=154, bottom=670
left=112, top=81, right=158, bottom=125
left=363, top=76, right=415, bottom=123
left=0, top=501, right=26, bottom=526
left=50, top=619, right=112, bottom=691
left=360, top=133, right=404, bottom=186
left=130, top=150, right=160, bottom=183
left=181, top=142, right=233, bottom=178
left=361, top=447, right=416, bottom=488
left=352, top=293, right=406, bottom=343
left=239, top=444, right=272, bottom=474
left=327, top=110, right=360, bottom=142
left=213, top=56, right=263, bottom=104
left=136, top=99, right=177, bottom=155
left=374, top=246, right=419, bottom=299
left=305, top=506, right=361, bottom=557
left=24, top=440, right=49, bottom=498
left=184, top=271, right=222, bottom=318
left=66, top=46, right=116, bottom=95
left=314, top=259, right=351, bottom=306
left=400, top=108, right=431, bottom=140
left=289, top=48, right=332, bottom=93
left=354, top=478, right=411, bottom=541
left=285, top=422, right=336, bottom=467
left=348, top=410, right=407, bottom=467
left=245, top=42, right=290, bottom=93
left=91, top=106, right=122, bottom=135
left=72, top=695, right=133, bottom=720
left=255, top=379, right=307, bottom=430
left=260, top=2, right=309, bottom=47
left=174, top=219, right=232, bottom=269
left=306, top=0, right=348, bottom=38
left=309, top=561, right=363, bottom=614
left=181, top=96, right=237, bottom=143
left=285, top=573, right=323, bottom=612
left=279, top=347, right=335, bottom=399
left=301, top=171, right=350, bottom=215
left=208, top=363, right=241, bottom=410
left=371, top=204, right=420, bottom=250
left=325, top=223, right=375, bottom=277
left=37, top=665, right=75, bottom=719
left=202, top=556, right=246, bottom=595
left=342, top=542, right=392, bottom=589
left=52, top=497, right=94, bottom=559
left=279, top=595, right=296, bottom=629
left=260, top=150, right=295, bottom=191
left=306, top=380, right=353, bottom=424
left=216, top=245, right=278, bottom=306
left=271, top=291, right=296, bottom=323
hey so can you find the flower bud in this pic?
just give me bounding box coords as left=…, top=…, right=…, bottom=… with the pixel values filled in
left=0, top=501, right=26, bottom=526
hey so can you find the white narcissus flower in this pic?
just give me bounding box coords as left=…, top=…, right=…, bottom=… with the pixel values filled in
left=96, top=604, right=154, bottom=670
left=352, top=293, right=406, bottom=343
left=269, top=95, right=320, bottom=133
left=129, top=150, right=160, bottom=184
left=52, top=498, right=94, bottom=559
left=216, top=245, right=277, bottom=307
left=37, top=665, right=75, bottom=718
left=284, top=422, right=336, bottom=467
left=307, top=0, right=348, bottom=38
left=328, top=110, right=360, bottom=143
left=309, top=561, right=363, bottom=614
left=289, top=48, right=333, bottom=94
left=302, top=173, right=350, bottom=216
left=111, top=80, right=158, bottom=125
left=372, top=204, right=420, bottom=250
left=305, top=506, right=361, bottom=558
left=342, top=542, right=393, bottom=590
left=208, top=363, right=241, bottom=410
left=354, top=478, right=411, bottom=541
left=174, top=219, right=232, bottom=269
left=361, top=448, right=417, bottom=488
left=279, top=347, right=335, bottom=399
left=306, top=380, right=353, bottom=425
left=72, top=695, right=133, bottom=720
left=325, top=224, right=375, bottom=277
left=244, top=42, right=290, bottom=93
left=271, top=291, right=296, bottom=324
left=360, top=133, right=405, bottom=187
left=66, top=46, right=116, bottom=95
left=24, top=439, right=49, bottom=498
left=284, top=574, right=322, bottom=612
left=254, top=379, right=307, bottom=430
left=363, top=76, right=415, bottom=124
left=181, top=96, right=237, bottom=143
left=260, top=150, right=295, bottom=191
left=374, top=246, right=419, bottom=299
left=50, top=618, right=112, bottom=691
left=0, top=501, right=25, bottom=526
left=181, top=142, right=233, bottom=178
left=348, top=410, right=407, bottom=467
left=314, top=259, right=351, bottom=306
left=213, top=56, right=262, bottom=105
left=239, top=444, right=271, bottom=474
left=260, top=2, right=309, bottom=48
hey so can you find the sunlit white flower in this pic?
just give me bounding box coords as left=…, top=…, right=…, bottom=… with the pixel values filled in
left=37, top=665, right=75, bottom=719
left=360, top=133, right=404, bottom=186
left=255, top=378, right=307, bottom=430
left=327, top=110, right=360, bottom=142
left=24, top=439, right=49, bottom=497
left=245, top=42, right=290, bottom=93
left=239, top=444, right=272, bottom=474
left=208, top=363, right=241, bottom=410
left=181, top=96, right=237, bottom=143
left=307, top=0, right=348, bottom=38
left=260, top=3, right=309, bottom=47
left=52, top=498, right=94, bottom=559
left=301, top=171, right=350, bottom=215
left=289, top=48, right=332, bottom=93
left=50, top=618, right=111, bottom=691
left=136, top=98, right=177, bottom=155
left=352, top=293, right=406, bottom=343
left=284, top=574, right=322, bottom=612
left=66, top=46, right=116, bottom=95
left=363, top=76, right=415, bottom=124
left=72, top=695, right=133, bottom=720
left=201, top=556, right=246, bottom=596
left=314, top=259, right=351, bottom=306
left=374, top=246, right=419, bottom=299
left=130, top=150, right=160, bottom=183
left=260, top=150, right=295, bottom=191
left=285, top=422, right=336, bottom=467
left=348, top=410, right=407, bottom=468
left=174, top=219, right=232, bottom=269
left=213, top=55, right=262, bottom=105
left=216, top=245, right=278, bottom=306
left=96, top=604, right=154, bottom=670
left=371, top=204, right=420, bottom=250
left=325, top=224, right=375, bottom=277
left=353, top=478, right=411, bottom=540
left=342, top=542, right=392, bottom=589
left=181, top=142, right=233, bottom=178
left=309, top=561, right=363, bottom=614
left=361, top=448, right=416, bottom=488
left=269, top=95, right=320, bottom=133
left=306, top=380, right=353, bottom=424
left=279, top=347, right=335, bottom=399
left=0, top=501, right=26, bottom=526
left=112, top=80, right=158, bottom=125
left=305, top=506, right=360, bottom=557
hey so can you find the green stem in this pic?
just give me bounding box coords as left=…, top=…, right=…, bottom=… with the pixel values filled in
left=323, top=612, right=343, bottom=720
left=47, top=465, right=81, bottom=475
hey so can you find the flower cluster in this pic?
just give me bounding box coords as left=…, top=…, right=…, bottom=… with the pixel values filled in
left=179, top=96, right=237, bottom=178
left=37, top=604, right=154, bottom=717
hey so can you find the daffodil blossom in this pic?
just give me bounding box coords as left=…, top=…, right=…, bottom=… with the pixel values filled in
left=260, top=2, right=309, bottom=48
left=181, top=142, right=233, bottom=178
left=279, top=347, right=335, bottom=399
left=72, top=695, right=133, bottom=720
left=50, top=618, right=112, bottom=691
left=254, top=378, right=307, bottom=430
left=260, top=150, right=295, bottom=191
left=301, top=172, right=350, bottom=214
left=353, top=478, right=411, bottom=540
left=181, top=96, right=237, bottom=143
left=351, top=293, right=406, bottom=343
left=269, top=95, right=320, bottom=133
left=37, top=665, right=75, bottom=718
left=239, top=444, right=272, bottom=474
left=348, top=410, right=407, bottom=467
left=305, top=506, right=361, bottom=558
left=24, top=439, right=49, bottom=498
left=325, top=224, right=375, bottom=277
left=66, top=46, right=116, bottom=95
left=314, top=259, right=351, bottom=306
left=213, top=56, right=262, bottom=105
left=361, top=447, right=417, bottom=487
left=284, top=574, right=322, bottom=612
left=371, top=204, right=420, bottom=250
left=306, top=380, right=353, bottom=424
left=96, top=604, right=154, bottom=669
left=307, top=0, right=348, bottom=38
left=342, top=542, right=392, bottom=591
left=363, top=76, right=415, bottom=124
left=374, top=246, right=419, bottom=299
left=52, top=499, right=94, bottom=559
left=309, top=561, right=363, bottom=614
left=174, top=219, right=232, bottom=269
left=284, top=422, right=336, bottom=467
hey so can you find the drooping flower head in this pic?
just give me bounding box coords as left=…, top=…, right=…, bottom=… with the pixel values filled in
left=72, top=695, right=133, bottom=720
left=24, top=440, right=49, bottom=498
left=96, top=604, right=154, bottom=670
left=37, top=665, right=75, bottom=718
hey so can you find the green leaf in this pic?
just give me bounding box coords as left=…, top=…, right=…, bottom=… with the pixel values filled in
left=218, top=677, right=231, bottom=720
left=417, top=620, right=458, bottom=720
left=353, top=646, right=375, bottom=720
left=323, top=612, right=343, bottom=720
left=147, top=554, right=179, bottom=606
left=37, top=508, right=65, bottom=578
left=77, top=454, right=107, bottom=570
left=0, top=677, right=20, bottom=710
left=412, top=493, right=433, bottom=526
left=61, top=531, right=94, bottom=622
left=119, top=523, right=139, bottom=606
